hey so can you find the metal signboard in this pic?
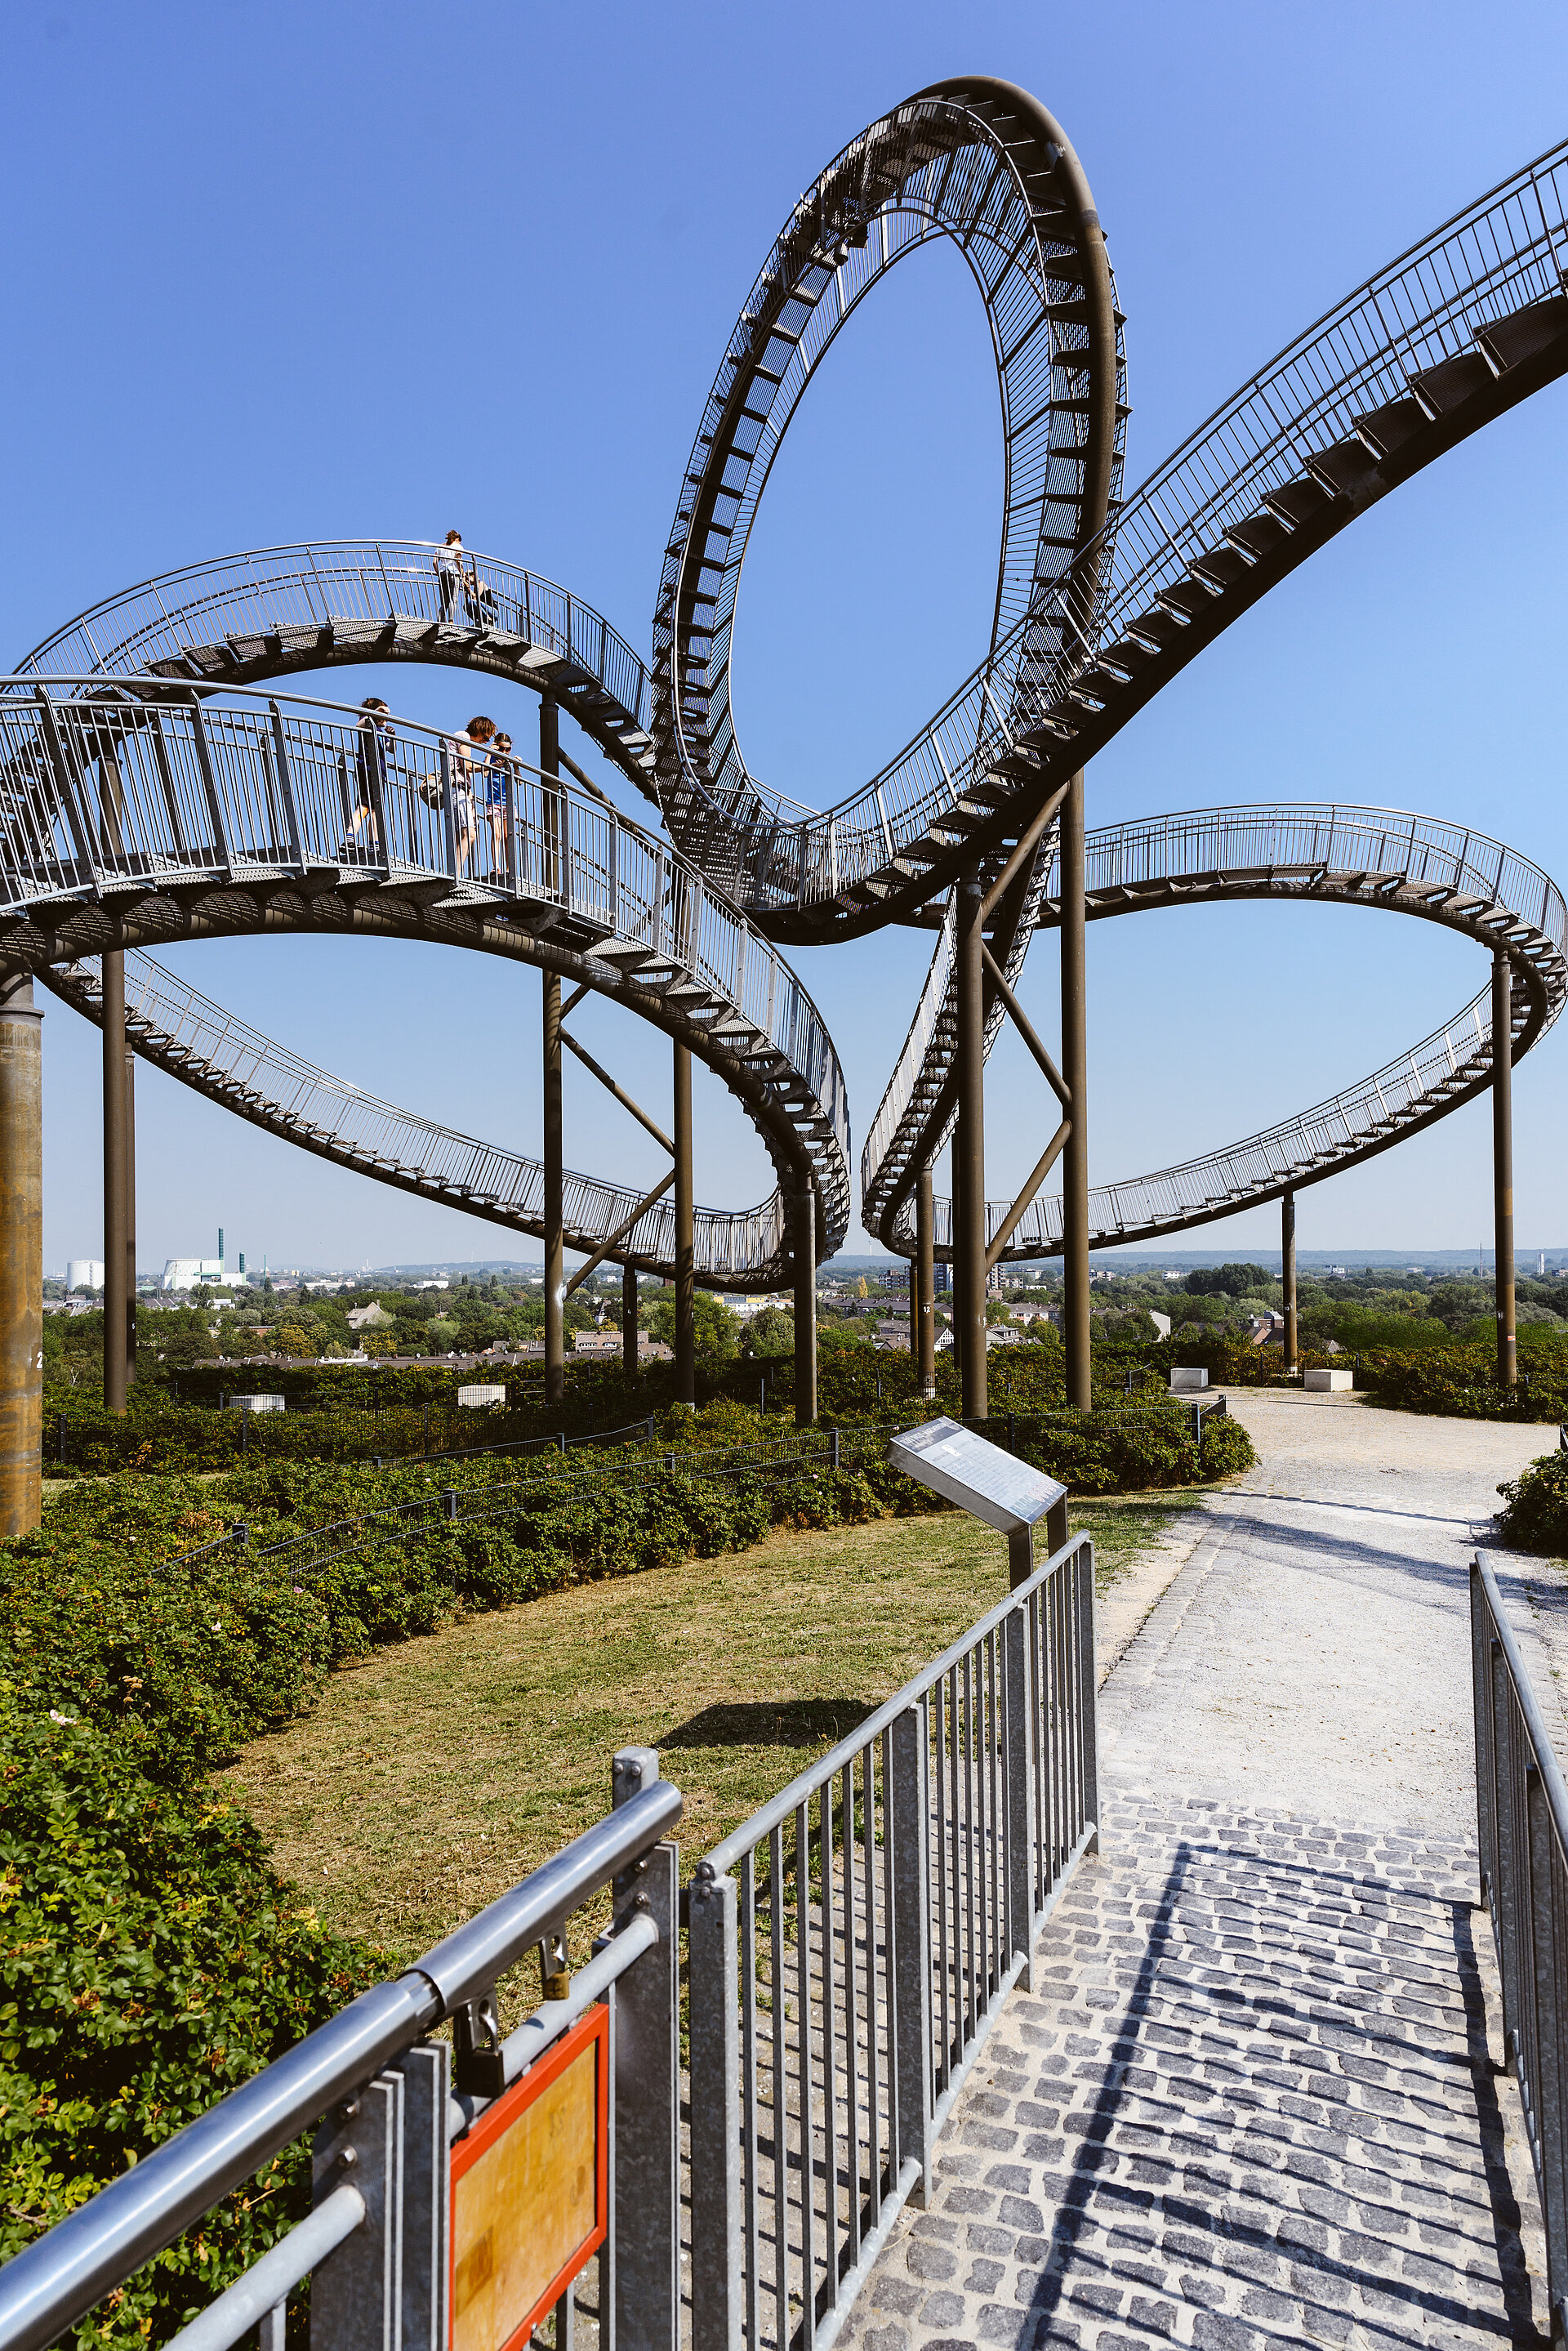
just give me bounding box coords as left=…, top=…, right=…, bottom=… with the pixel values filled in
left=888, top=1415, right=1067, bottom=1535
left=450, top=2003, right=608, bottom=2351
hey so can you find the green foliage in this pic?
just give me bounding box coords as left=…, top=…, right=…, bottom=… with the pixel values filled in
left=743, top=1306, right=795, bottom=1359
left=1495, top=1449, right=1568, bottom=1555
left=0, top=1697, right=381, bottom=2345
left=1183, top=1263, right=1271, bottom=1298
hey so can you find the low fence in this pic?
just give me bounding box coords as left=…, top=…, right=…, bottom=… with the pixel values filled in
left=0, top=1754, right=682, bottom=2351
left=3, top=1516, right=1101, bottom=2350
left=1470, top=1553, right=1568, bottom=2342
left=688, top=1528, right=1097, bottom=2351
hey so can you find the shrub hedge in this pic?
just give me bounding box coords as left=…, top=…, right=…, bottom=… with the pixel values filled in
left=1495, top=1448, right=1568, bottom=1555
left=1, top=1394, right=1252, bottom=2339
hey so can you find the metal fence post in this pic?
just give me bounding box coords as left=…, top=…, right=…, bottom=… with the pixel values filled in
left=612, top=1747, right=679, bottom=2351
left=688, top=1867, right=742, bottom=2351
left=310, top=2072, right=403, bottom=2351
left=1004, top=1604, right=1036, bottom=1992
left=889, top=1701, right=933, bottom=2208
left=1526, top=1766, right=1568, bottom=2323
left=390, top=2044, right=448, bottom=2351
left=1076, top=1543, right=1100, bottom=1856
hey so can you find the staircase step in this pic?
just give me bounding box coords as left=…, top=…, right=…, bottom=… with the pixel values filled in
left=1156, top=579, right=1217, bottom=622
left=1187, top=546, right=1252, bottom=591
left=1125, top=604, right=1189, bottom=649
left=1477, top=293, right=1568, bottom=375
left=1225, top=509, right=1290, bottom=560
left=1263, top=475, right=1334, bottom=526
left=1307, top=439, right=1384, bottom=497
left=1352, top=395, right=1428, bottom=461
left=1407, top=348, right=1494, bottom=418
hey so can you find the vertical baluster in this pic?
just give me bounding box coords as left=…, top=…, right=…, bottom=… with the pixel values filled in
left=936, top=1670, right=951, bottom=2093
left=769, top=1822, right=788, bottom=2351
left=742, top=1847, right=759, bottom=2351
left=977, top=1633, right=993, bottom=2008
left=841, top=1758, right=861, bottom=2276
left=1031, top=1591, right=1047, bottom=1921
left=961, top=1647, right=975, bottom=2045
left=880, top=1726, right=898, bottom=2184
left=862, top=1742, right=881, bottom=2219
left=989, top=1631, right=1003, bottom=1997
left=795, top=1799, right=815, bottom=2344
left=820, top=1778, right=839, bottom=2319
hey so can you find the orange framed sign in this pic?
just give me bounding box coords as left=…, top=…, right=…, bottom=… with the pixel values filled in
left=449, top=2004, right=608, bottom=2351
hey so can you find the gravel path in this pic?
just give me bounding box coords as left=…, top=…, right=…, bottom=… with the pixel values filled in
left=839, top=1397, right=1565, bottom=2350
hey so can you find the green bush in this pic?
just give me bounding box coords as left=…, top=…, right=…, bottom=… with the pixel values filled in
left=1495, top=1449, right=1568, bottom=1555
left=0, top=1697, right=381, bottom=2346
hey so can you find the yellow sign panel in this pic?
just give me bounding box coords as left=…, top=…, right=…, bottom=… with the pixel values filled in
left=450, top=2005, right=608, bottom=2351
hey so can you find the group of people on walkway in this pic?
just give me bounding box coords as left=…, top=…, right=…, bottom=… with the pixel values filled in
left=344, top=699, right=524, bottom=876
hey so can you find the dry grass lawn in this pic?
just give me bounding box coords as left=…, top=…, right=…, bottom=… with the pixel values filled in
left=219, top=1494, right=1200, bottom=1970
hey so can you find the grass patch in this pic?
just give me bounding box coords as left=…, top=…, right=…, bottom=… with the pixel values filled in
left=217, top=1492, right=1201, bottom=1966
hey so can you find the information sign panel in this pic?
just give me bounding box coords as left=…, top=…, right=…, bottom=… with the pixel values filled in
left=450, top=2003, right=608, bottom=2351
left=888, top=1416, right=1067, bottom=1534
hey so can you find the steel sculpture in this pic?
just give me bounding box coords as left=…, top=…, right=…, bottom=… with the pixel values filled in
left=2, top=85, right=1566, bottom=1530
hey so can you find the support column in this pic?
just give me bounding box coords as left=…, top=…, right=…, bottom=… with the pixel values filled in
left=907, top=1242, right=921, bottom=1374
left=1281, top=1189, right=1298, bottom=1376
left=0, top=974, right=42, bottom=1537
left=956, top=866, right=987, bottom=1418
left=916, top=1163, right=936, bottom=1399
left=124, top=1044, right=136, bottom=1384
left=1061, top=770, right=1091, bottom=1412
left=1494, top=952, right=1517, bottom=1389
left=673, top=1039, right=695, bottom=1404
left=623, top=1260, right=639, bottom=1380
left=542, top=969, right=564, bottom=1407
left=792, top=1185, right=817, bottom=1426
left=103, top=951, right=128, bottom=1414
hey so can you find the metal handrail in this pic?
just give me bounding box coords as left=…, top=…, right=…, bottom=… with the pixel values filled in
left=0, top=676, right=850, bottom=1266
left=1470, top=1551, right=1568, bottom=2337
left=0, top=1779, right=680, bottom=2351
left=866, top=799, right=1567, bottom=1256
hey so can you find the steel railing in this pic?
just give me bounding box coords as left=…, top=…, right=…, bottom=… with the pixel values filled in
left=1471, top=1552, right=1568, bottom=2342
left=687, top=1528, right=1097, bottom=2351
left=0, top=677, right=850, bottom=1260
left=0, top=1760, right=683, bottom=2351
left=867, top=800, right=1567, bottom=1256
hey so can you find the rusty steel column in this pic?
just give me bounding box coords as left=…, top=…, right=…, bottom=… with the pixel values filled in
left=907, top=1242, right=921, bottom=1371
left=673, top=1039, right=695, bottom=1404
left=542, top=968, right=564, bottom=1407
left=1281, top=1188, right=1298, bottom=1376
left=956, top=866, right=987, bottom=1418
left=623, top=1260, right=639, bottom=1380
left=1061, top=771, right=1091, bottom=1412
left=792, top=1185, right=817, bottom=1426
left=0, top=973, right=42, bottom=1536
left=102, top=950, right=128, bottom=1414
left=124, top=1043, right=136, bottom=1384
left=1494, top=952, right=1517, bottom=1388
left=916, top=1163, right=936, bottom=1398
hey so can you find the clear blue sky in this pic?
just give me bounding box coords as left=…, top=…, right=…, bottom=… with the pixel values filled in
left=4, top=1, right=1566, bottom=1272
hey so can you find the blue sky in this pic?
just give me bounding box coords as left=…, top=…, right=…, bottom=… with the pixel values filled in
left=4, top=1, right=1566, bottom=1272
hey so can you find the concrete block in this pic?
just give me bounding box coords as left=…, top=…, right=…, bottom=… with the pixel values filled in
left=1169, top=1367, right=1209, bottom=1392
left=1304, top=1368, right=1353, bottom=1393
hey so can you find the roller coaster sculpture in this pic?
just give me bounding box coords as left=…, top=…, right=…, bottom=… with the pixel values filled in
left=1, top=74, right=1566, bottom=1531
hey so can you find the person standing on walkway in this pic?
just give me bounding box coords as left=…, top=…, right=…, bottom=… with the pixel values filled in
left=345, top=698, right=394, bottom=856
left=434, top=529, right=468, bottom=624
left=480, top=729, right=516, bottom=874
left=447, top=714, right=495, bottom=872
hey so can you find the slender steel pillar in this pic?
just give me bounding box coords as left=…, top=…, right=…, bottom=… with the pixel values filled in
left=907, top=1242, right=921, bottom=1369
left=124, top=1045, right=136, bottom=1383
left=673, top=1039, right=695, bottom=1404
left=1494, top=952, right=1517, bottom=1388
left=623, top=1260, right=639, bottom=1379
left=1061, top=770, right=1091, bottom=1411
left=541, top=693, right=564, bottom=1405
left=1281, top=1188, right=1298, bottom=1376
left=916, top=1164, right=936, bottom=1398
left=102, top=950, right=128, bottom=1414
left=956, top=866, right=987, bottom=1418
left=793, top=1186, right=817, bottom=1425
left=542, top=969, right=564, bottom=1406
left=0, top=973, right=42, bottom=1535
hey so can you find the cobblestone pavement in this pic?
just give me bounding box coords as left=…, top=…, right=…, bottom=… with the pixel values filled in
left=838, top=1400, right=1560, bottom=2349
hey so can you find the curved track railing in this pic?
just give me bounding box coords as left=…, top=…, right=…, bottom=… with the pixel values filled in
left=14, top=544, right=660, bottom=800
left=873, top=802, right=1567, bottom=1259
left=0, top=680, right=850, bottom=1267
left=43, top=951, right=793, bottom=1288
